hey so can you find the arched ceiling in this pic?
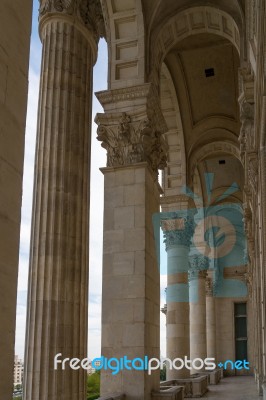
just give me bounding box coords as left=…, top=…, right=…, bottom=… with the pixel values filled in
left=143, top=0, right=245, bottom=39
left=159, top=30, right=243, bottom=201
left=164, top=33, right=240, bottom=155
left=197, top=155, right=244, bottom=206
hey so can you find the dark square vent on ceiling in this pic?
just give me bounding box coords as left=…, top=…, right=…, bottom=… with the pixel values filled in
left=205, top=68, right=215, bottom=77
left=219, top=160, right=226, bottom=165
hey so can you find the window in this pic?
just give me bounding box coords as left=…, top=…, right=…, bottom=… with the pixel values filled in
left=234, top=303, right=247, bottom=362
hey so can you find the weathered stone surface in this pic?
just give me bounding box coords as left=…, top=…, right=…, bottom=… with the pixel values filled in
left=0, top=1, right=32, bottom=398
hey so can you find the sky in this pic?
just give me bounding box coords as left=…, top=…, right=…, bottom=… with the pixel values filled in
left=15, top=0, right=167, bottom=361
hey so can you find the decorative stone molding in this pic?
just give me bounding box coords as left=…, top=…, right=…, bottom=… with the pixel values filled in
left=239, top=101, right=255, bottom=158
left=161, top=215, right=195, bottom=250
left=96, top=83, right=167, bottom=134
left=244, top=271, right=253, bottom=300
left=39, top=0, right=105, bottom=41
left=96, top=84, right=153, bottom=107
left=243, top=203, right=255, bottom=260
left=96, top=112, right=168, bottom=173
left=239, top=66, right=254, bottom=103
left=95, top=83, right=168, bottom=174
left=247, top=152, right=258, bottom=192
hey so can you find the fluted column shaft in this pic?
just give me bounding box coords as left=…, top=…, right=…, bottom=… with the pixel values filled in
left=189, top=256, right=208, bottom=373
left=24, top=15, right=96, bottom=400
left=260, top=145, right=266, bottom=386
left=162, top=214, right=195, bottom=380
left=206, top=279, right=216, bottom=360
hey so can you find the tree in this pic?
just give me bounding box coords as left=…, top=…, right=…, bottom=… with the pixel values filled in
left=160, top=363, right=167, bottom=381
left=87, top=371, right=100, bottom=400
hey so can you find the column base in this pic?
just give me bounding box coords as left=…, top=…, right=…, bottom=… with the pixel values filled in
left=160, top=376, right=208, bottom=398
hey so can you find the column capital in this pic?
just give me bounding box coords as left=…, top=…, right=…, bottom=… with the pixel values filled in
left=188, top=255, right=209, bottom=281
left=95, top=84, right=168, bottom=175
left=161, top=213, right=195, bottom=250
left=39, top=0, right=105, bottom=48
left=189, top=254, right=209, bottom=270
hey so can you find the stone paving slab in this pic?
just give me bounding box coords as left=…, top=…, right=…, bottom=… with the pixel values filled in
left=203, top=376, right=260, bottom=399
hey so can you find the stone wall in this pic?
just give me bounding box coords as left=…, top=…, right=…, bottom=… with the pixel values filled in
left=0, top=1, right=32, bottom=398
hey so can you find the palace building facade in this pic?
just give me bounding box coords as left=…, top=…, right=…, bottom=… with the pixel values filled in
left=0, top=0, right=266, bottom=399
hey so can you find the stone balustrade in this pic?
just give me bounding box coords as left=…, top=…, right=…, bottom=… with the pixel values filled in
left=152, top=386, right=184, bottom=399
left=160, top=375, right=208, bottom=398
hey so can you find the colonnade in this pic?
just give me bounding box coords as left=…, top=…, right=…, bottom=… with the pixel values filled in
left=161, top=213, right=216, bottom=380
left=18, top=2, right=266, bottom=400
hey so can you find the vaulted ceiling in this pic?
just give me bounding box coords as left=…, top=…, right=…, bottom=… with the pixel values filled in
left=143, top=0, right=245, bottom=37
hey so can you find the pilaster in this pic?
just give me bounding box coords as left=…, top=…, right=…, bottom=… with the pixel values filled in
left=96, top=86, right=167, bottom=399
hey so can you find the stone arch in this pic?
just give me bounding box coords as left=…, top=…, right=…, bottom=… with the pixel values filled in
left=149, top=6, right=241, bottom=87
left=101, top=0, right=145, bottom=89
left=189, top=141, right=241, bottom=181
left=160, top=63, right=187, bottom=195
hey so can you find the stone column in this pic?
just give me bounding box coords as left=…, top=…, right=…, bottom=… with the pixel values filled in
left=189, top=255, right=208, bottom=373
left=23, top=2, right=104, bottom=400
left=260, top=145, right=266, bottom=394
left=161, top=214, right=195, bottom=380
left=96, top=85, right=168, bottom=399
left=205, top=278, right=216, bottom=360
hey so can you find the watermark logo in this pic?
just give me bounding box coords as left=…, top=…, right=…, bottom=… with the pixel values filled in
left=152, top=173, right=248, bottom=301
left=54, top=354, right=250, bottom=375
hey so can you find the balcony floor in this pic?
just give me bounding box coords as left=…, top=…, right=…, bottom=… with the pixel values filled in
left=203, top=376, right=261, bottom=399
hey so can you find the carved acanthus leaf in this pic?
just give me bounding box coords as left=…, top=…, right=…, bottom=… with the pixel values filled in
left=96, top=113, right=168, bottom=174
left=39, top=0, right=105, bottom=40
left=239, top=101, right=255, bottom=157
left=161, top=215, right=195, bottom=249
left=247, top=152, right=258, bottom=192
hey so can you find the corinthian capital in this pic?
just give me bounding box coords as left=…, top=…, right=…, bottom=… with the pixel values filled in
left=95, top=84, right=169, bottom=175
left=161, top=213, right=195, bottom=250
left=189, top=254, right=209, bottom=272
left=39, top=0, right=105, bottom=41
left=97, top=113, right=168, bottom=173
